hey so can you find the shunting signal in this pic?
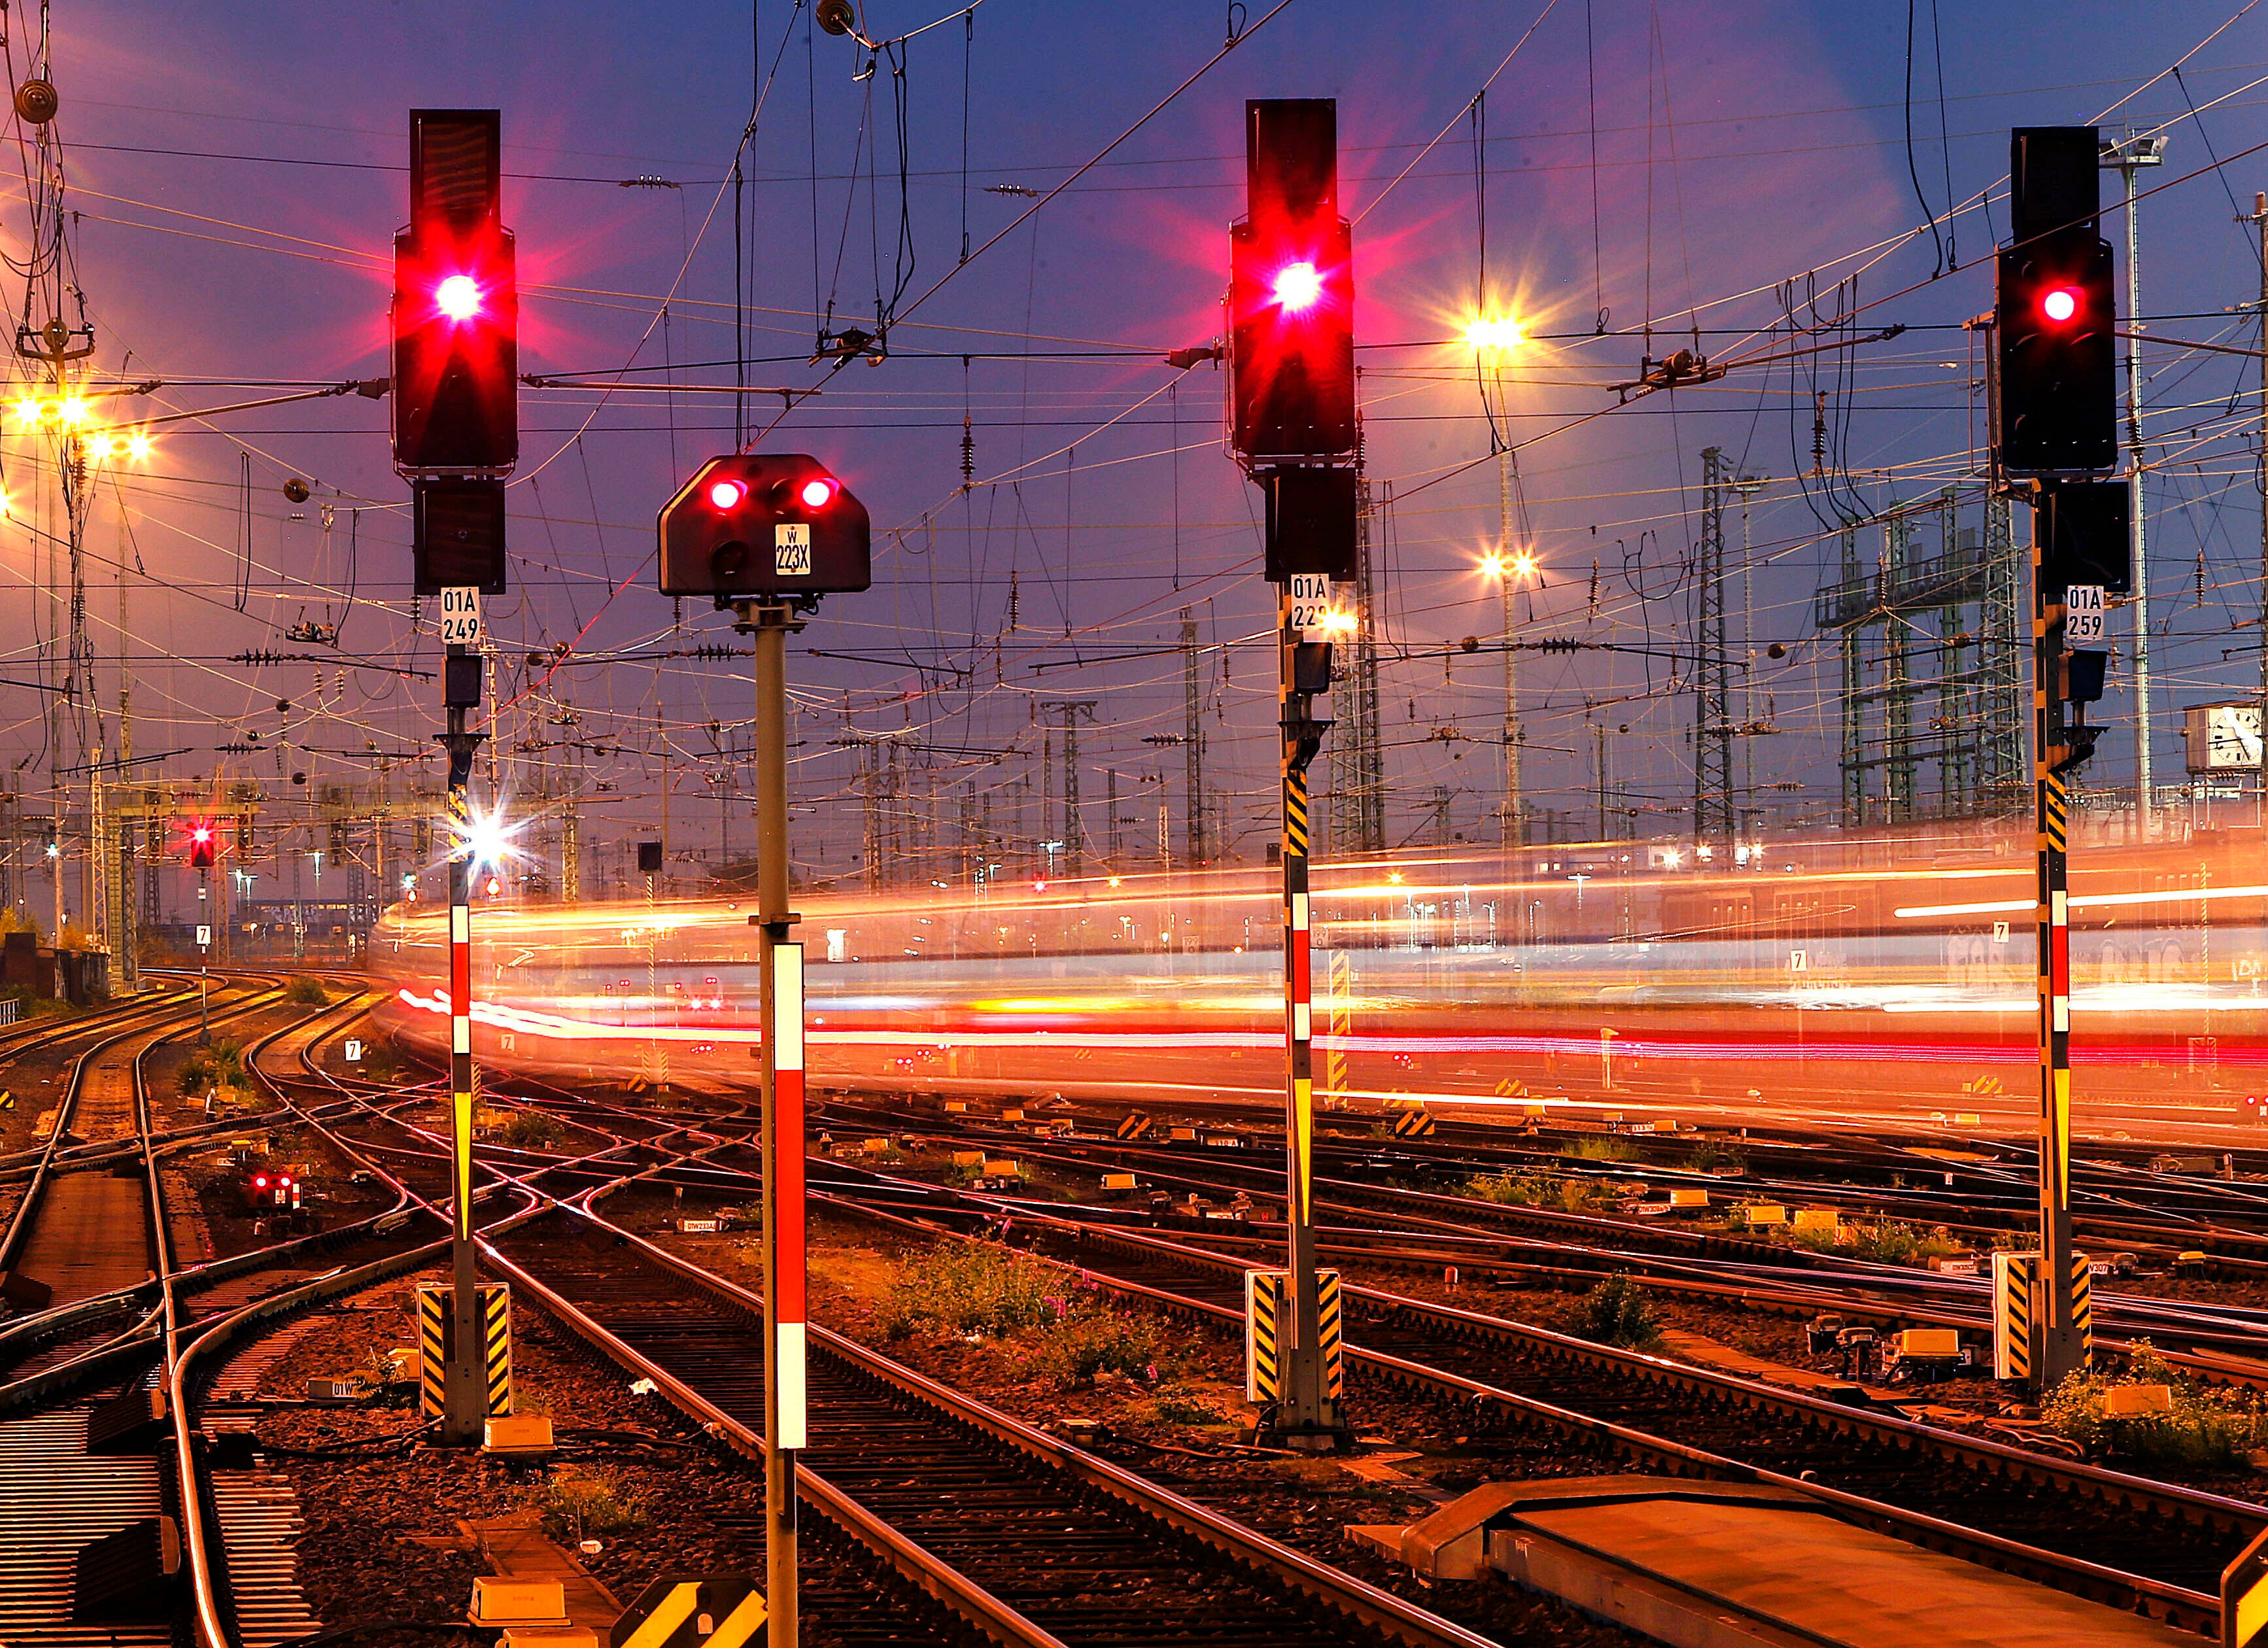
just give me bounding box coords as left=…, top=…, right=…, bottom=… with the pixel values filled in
left=1116, top=1111, right=1151, bottom=1141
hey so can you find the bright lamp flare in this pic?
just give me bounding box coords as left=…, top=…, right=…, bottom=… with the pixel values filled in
left=1272, top=261, right=1323, bottom=311
left=2042, top=286, right=2079, bottom=323
left=126, top=433, right=151, bottom=460
left=457, top=806, right=523, bottom=871
left=1465, top=315, right=1524, bottom=350
left=434, top=275, right=484, bottom=321
left=56, top=398, right=86, bottom=426
left=1511, top=551, right=1539, bottom=577
left=799, top=476, right=838, bottom=509
left=11, top=399, right=37, bottom=424
left=708, top=478, right=748, bottom=509
left=1481, top=553, right=1507, bottom=578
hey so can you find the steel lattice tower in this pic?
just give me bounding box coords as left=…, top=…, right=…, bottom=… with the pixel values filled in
left=1328, top=477, right=1386, bottom=855
left=1692, top=448, right=1736, bottom=844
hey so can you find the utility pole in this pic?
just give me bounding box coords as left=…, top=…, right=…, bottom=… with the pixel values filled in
left=1040, top=701, right=1097, bottom=875
left=1181, top=609, right=1205, bottom=865
left=1497, top=449, right=1522, bottom=852
left=2103, top=131, right=2165, bottom=835
left=1731, top=471, right=1770, bottom=815
left=2251, top=190, right=2268, bottom=822
left=1694, top=447, right=1734, bottom=844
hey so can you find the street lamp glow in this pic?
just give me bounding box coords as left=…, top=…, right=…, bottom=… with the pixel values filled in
left=11, top=399, right=38, bottom=424
left=126, top=432, right=151, bottom=460
left=55, top=398, right=86, bottom=426
left=1320, top=608, right=1358, bottom=634
left=1464, top=315, right=1524, bottom=351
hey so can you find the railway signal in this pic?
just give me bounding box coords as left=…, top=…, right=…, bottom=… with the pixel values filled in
left=657, top=451, right=872, bottom=1645
left=657, top=454, right=870, bottom=598
left=1228, top=97, right=1358, bottom=1452
left=389, top=109, right=508, bottom=1449
left=1993, top=126, right=2127, bottom=1394
left=392, top=109, right=517, bottom=478
left=1995, top=127, right=2116, bottom=475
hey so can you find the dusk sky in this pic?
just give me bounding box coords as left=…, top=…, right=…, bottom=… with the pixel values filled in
left=7, top=0, right=2265, bottom=906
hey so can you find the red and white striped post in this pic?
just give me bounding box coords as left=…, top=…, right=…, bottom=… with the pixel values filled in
left=740, top=596, right=806, bottom=1646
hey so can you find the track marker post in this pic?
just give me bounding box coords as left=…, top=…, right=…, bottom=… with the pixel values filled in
left=659, top=453, right=871, bottom=1648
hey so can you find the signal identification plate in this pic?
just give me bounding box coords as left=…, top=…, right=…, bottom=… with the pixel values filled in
left=2065, top=583, right=2105, bottom=644
left=439, top=585, right=485, bottom=646
left=775, top=523, right=812, bottom=575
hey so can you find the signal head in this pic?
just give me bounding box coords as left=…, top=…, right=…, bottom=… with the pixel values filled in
left=2041, top=286, right=2079, bottom=324
left=657, top=453, right=871, bottom=598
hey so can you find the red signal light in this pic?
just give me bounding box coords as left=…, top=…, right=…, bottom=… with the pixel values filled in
left=192, top=827, right=211, bottom=844
left=799, top=476, right=838, bottom=509
left=434, top=274, right=484, bottom=322
left=708, top=478, right=748, bottom=510
left=2041, top=286, right=2080, bottom=324
left=254, top=1175, right=268, bottom=1189
left=485, top=874, right=502, bottom=897
left=1272, top=261, right=1323, bottom=311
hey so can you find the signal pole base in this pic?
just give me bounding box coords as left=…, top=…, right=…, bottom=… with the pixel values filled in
left=1254, top=1413, right=1355, bottom=1454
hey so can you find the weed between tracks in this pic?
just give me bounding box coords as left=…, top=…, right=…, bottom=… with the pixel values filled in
left=1571, top=1275, right=1665, bottom=1351
left=879, top=1242, right=1165, bottom=1388
left=2044, top=1343, right=2268, bottom=1471
left=1464, top=1168, right=1611, bottom=1213
left=283, top=976, right=330, bottom=1007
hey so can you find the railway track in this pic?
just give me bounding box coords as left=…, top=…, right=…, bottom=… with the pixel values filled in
left=492, top=1209, right=1494, bottom=1648
left=849, top=1189, right=2247, bottom=1629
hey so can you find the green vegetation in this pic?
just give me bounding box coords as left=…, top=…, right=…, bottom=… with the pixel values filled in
left=1783, top=1218, right=1962, bottom=1265
left=2043, top=1343, right=2268, bottom=1471
left=538, top=1469, right=649, bottom=1539
left=0, top=906, right=39, bottom=940
left=1573, top=1275, right=1664, bottom=1351
left=283, top=976, right=329, bottom=1007
left=882, top=1242, right=1175, bottom=1390
left=1685, top=1141, right=1745, bottom=1175
left=1028, top=1310, right=1163, bottom=1389
left=178, top=1040, right=247, bottom=1099
left=1561, top=1135, right=1638, bottom=1162
left=881, top=1243, right=1061, bottom=1339
left=1151, top=1384, right=1232, bottom=1426
left=1465, top=1169, right=1607, bottom=1214
left=352, top=1039, right=400, bottom=1081
left=496, top=1109, right=566, bottom=1150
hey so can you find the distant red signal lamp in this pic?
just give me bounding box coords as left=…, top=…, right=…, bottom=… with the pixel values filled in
left=2040, top=286, right=2080, bottom=324
left=1272, top=261, right=1323, bottom=312
left=708, top=478, right=748, bottom=510
left=434, top=273, right=484, bottom=322
left=799, top=476, right=838, bottom=509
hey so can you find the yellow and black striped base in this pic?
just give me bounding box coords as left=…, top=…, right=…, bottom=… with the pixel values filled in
left=416, top=1280, right=513, bottom=1420
left=1391, top=1108, right=1436, bottom=1139
left=1116, top=1111, right=1151, bottom=1141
